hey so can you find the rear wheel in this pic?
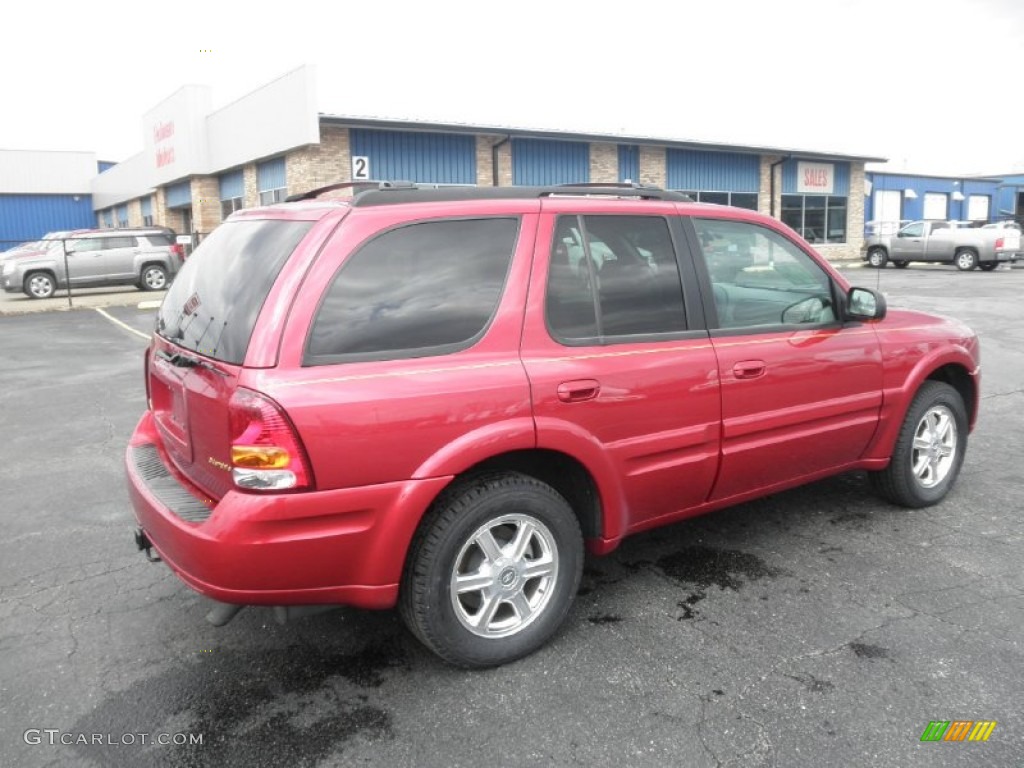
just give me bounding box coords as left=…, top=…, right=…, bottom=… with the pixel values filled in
left=400, top=472, right=583, bottom=668
left=867, top=248, right=888, bottom=268
left=955, top=249, right=978, bottom=271
left=978, top=262, right=998, bottom=272
left=869, top=381, right=968, bottom=508
left=893, top=260, right=909, bottom=269
left=140, top=264, right=168, bottom=291
left=24, top=272, right=56, bottom=299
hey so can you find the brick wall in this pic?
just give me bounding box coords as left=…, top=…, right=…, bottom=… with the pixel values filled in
left=243, top=165, right=259, bottom=209
left=153, top=187, right=171, bottom=229
left=638, top=146, right=666, bottom=187
left=128, top=199, right=143, bottom=228
left=589, top=143, right=617, bottom=184
left=190, top=176, right=221, bottom=234
left=286, top=126, right=351, bottom=194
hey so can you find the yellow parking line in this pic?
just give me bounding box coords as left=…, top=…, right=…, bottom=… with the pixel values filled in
left=94, top=307, right=151, bottom=342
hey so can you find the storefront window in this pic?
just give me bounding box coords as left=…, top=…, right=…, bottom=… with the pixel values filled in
left=679, top=191, right=759, bottom=210
left=781, top=195, right=847, bottom=243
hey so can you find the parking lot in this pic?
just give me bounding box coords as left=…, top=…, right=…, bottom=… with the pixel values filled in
left=1, top=264, right=1021, bottom=767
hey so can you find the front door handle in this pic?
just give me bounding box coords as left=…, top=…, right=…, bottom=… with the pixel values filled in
left=733, top=360, right=766, bottom=380
left=557, top=379, right=600, bottom=403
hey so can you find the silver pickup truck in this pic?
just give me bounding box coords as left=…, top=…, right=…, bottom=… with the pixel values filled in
left=862, top=220, right=1020, bottom=271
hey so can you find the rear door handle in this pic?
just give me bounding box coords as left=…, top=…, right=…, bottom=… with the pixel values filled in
left=733, top=360, right=766, bottom=380
left=557, top=379, right=600, bottom=403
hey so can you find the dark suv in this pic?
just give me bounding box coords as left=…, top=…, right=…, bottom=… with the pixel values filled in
left=126, top=184, right=979, bottom=667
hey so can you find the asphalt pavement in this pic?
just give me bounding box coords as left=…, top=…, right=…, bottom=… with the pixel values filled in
left=0, top=264, right=1021, bottom=767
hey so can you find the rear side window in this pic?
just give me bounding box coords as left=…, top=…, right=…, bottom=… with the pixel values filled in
left=157, top=220, right=313, bottom=364
left=306, top=218, right=518, bottom=364
left=142, top=234, right=173, bottom=246
left=546, top=215, right=687, bottom=343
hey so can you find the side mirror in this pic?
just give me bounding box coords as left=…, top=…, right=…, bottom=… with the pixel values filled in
left=846, top=287, right=886, bottom=321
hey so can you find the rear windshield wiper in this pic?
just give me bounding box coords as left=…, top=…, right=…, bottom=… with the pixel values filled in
left=155, top=348, right=228, bottom=376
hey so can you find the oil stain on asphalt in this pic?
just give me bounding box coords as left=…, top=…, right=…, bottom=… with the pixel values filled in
left=656, top=546, right=784, bottom=621
left=71, top=639, right=406, bottom=767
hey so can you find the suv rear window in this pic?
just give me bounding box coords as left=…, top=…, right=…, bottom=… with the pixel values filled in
left=306, top=217, right=518, bottom=364
left=157, top=220, right=313, bottom=364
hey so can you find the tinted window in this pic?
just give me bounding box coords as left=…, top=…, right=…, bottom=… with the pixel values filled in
left=901, top=222, right=925, bottom=237
left=306, top=218, right=518, bottom=363
left=694, top=218, right=835, bottom=329
left=157, top=220, right=313, bottom=364
left=142, top=234, right=173, bottom=246
left=546, top=215, right=686, bottom=343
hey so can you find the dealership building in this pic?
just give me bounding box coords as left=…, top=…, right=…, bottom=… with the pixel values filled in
left=5, top=66, right=1023, bottom=259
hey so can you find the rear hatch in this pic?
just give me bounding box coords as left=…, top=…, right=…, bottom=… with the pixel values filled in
left=149, top=217, right=317, bottom=501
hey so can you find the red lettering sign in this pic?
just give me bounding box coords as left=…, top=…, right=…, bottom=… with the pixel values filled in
left=156, top=147, right=176, bottom=168
left=153, top=121, right=175, bottom=143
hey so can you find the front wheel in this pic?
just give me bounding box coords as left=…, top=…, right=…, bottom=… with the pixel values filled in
left=955, top=249, right=978, bottom=271
left=867, top=248, right=888, bottom=268
left=140, top=264, right=168, bottom=291
left=869, top=381, right=968, bottom=508
left=400, top=473, right=583, bottom=668
left=978, top=262, right=998, bottom=272
left=24, top=272, right=56, bottom=299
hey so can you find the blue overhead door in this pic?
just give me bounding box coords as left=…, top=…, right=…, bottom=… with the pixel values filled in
left=349, top=129, right=476, bottom=184
left=512, top=139, right=589, bottom=186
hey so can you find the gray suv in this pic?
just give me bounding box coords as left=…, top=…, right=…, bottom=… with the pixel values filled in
left=1, top=228, right=184, bottom=299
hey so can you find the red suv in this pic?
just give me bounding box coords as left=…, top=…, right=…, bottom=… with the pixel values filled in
left=126, top=184, right=980, bottom=667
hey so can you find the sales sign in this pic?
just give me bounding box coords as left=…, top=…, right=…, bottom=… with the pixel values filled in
left=796, top=162, right=834, bottom=194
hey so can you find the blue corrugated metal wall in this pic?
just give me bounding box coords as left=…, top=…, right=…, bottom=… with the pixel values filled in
left=165, top=181, right=192, bottom=208
left=667, top=150, right=760, bottom=192
left=512, top=139, right=589, bottom=186
left=219, top=170, right=244, bottom=200
left=781, top=160, right=850, bottom=195
left=618, top=145, right=639, bottom=183
left=141, top=197, right=152, bottom=217
left=865, top=173, right=1000, bottom=222
left=0, top=194, right=96, bottom=245
left=98, top=161, right=116, bottom=173
left=257, top=158, right=287, bottom=191
left=102, top=210, right=113, bottom=227
left=349, top=129, right=476, bottom=184
left=116, top=204, right=128, bottom=225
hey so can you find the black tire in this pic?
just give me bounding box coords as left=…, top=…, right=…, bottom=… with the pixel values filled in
left=869, top=381, right=968, bottom=508
left=140, top=264, right=168, bottom=291
left=978, top=262, right=998, bottom=272
left=893, top=260, right=909, bottom=269
left=867, top=248, right=888, bottom=268
left=954, top=249, right=978, bottom=271
left=24, top=271, right=56, bottom=299
left=399, top=472, right=584, bottom=668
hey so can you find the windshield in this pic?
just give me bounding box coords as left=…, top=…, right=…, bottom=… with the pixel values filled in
left=156, top=219, right=313, bottom=364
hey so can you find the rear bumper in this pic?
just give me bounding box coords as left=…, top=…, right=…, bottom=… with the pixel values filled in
left=125, top=411, right=452, bottom=609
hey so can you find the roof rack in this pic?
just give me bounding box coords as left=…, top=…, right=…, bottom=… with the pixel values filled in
left=284, top=180, right=416, bottom=203
left=347, top=183, right=692, bottom=207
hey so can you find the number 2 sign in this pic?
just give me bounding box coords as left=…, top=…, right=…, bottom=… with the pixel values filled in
left=352, top=156, right=370, bottom=181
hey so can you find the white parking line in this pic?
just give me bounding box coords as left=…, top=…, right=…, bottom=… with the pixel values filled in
left=94, top=307, right=151, bottom=341
left=137, top=300, right=162, bottom=309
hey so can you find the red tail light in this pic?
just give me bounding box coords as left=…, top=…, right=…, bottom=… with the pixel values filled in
left=227, top=388, right=313, bottom=491
left=995, top=237, right=1004, bottom=249
left=170, top=243, right=185, bottom=257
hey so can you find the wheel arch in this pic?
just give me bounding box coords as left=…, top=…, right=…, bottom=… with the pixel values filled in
left=864, top=356, right=979, bottom=461
left=22, top=268, right=60, bottom=294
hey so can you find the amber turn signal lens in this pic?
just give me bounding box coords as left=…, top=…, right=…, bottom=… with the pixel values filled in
left=231, top=445, right=290, bottom=469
